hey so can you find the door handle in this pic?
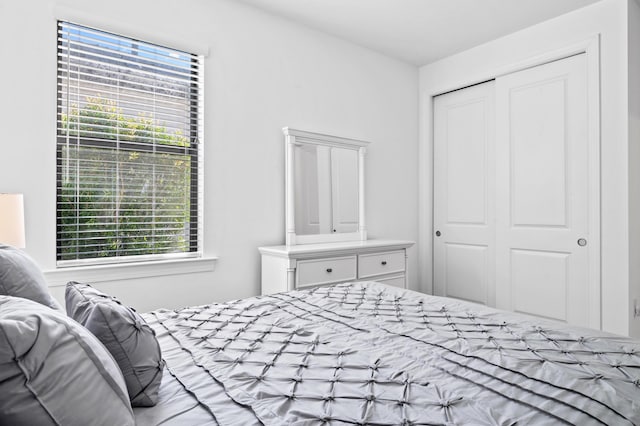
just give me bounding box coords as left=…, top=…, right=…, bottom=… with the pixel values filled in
left=577, top=238, right=587, bottom=247
left=435, top=230, right=441, bottom=237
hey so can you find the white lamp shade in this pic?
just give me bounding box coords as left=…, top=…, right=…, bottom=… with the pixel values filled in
left=0, top=194, right=26, bottom=248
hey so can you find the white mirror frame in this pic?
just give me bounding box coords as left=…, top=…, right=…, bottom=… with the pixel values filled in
left=284, top=127, right=369, bottom=246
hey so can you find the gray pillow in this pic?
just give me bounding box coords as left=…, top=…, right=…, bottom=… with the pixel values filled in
left=66, top=281, right=164, bottom=407
left=0, top=295, right=134, bottom=426
left=0, top=244, right=62, bottom=311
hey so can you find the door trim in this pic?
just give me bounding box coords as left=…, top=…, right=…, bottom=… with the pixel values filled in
left=421, top=35, right=601, bottom=329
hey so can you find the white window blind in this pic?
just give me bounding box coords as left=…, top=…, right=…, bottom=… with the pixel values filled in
left=56, top=21, right=203, bottom=266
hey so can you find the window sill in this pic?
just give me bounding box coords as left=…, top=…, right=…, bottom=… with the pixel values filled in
left=44, top=256, right=218, bottom=288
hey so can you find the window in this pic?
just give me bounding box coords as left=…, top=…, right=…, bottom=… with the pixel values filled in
left=56, top=21, right=203, bottom=266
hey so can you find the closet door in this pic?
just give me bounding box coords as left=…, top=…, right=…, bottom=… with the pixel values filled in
left=433, top=81, right=495, bottom=305
left=495, top=54, right=594, bottom=327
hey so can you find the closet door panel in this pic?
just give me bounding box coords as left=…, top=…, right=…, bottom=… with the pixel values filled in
left=434, top=81, right=495, bottom=305
left=511, top=249, right=569, bottom=321
left=510, top=78, right=568, bottom=227
left=495, top=54, right=590, bottom=326
left=445, top=102, right=488, bottom=224
left=444, top=243, right=489, bottom=303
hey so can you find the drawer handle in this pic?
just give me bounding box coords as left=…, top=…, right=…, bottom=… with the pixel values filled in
left=326, top=268, right=333, bottom=273
left=381, top=261, right=387, bottom=266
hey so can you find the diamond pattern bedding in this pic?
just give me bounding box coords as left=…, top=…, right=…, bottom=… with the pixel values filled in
left=136, top=282, right=640, bottom=425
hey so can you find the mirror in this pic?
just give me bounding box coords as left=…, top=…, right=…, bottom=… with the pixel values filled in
left=294, top=144, right=359, bottom=235
left=284, top=127, right=368, bottom=246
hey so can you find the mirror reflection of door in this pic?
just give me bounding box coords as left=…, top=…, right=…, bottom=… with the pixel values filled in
left=294, top=144, right=359, bottom=235
left=330, top=147, right=358, bottom=233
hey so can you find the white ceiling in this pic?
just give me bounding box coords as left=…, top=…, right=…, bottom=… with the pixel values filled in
left=237, top=0, right=601, bottom=66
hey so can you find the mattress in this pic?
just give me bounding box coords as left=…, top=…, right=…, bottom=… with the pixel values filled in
left=135, top=282, right=640, bottom=425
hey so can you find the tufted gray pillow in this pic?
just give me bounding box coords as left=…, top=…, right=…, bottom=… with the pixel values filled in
left=66, top=281, right=164, bottom=407
left=0, top=295, right=134, bottom=426
left=0, top=244, right=62, bottom=311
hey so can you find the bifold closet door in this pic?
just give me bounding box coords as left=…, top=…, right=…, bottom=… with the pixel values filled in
left=495, top=53, right=592, bottom=327
left=433, top=81, right=496, bottom=305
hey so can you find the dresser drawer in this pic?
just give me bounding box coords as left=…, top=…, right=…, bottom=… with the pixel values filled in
left=358, top=250, right=405, bottom=279
left=297, top=256, right=357, bottom=288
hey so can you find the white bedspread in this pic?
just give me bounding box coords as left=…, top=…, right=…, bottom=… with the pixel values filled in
left=135, top=282, right=640, bottom=425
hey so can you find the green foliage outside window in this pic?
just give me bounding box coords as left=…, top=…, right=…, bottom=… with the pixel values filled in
left=58, top=97, right=193, bottom=261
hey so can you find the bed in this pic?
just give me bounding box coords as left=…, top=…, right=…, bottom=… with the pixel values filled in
left=0, top=241, right=637, bottom=425
left=133, top=281, right=640, bottom=425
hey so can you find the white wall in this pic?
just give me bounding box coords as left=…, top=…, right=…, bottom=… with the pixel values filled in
left=0, top=0, right=419, bottom=311
left=629, top=0, right=640, bottom=338
left=419, top=0, right=637, bottom=336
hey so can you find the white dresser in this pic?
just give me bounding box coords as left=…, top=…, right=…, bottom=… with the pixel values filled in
left=259, top=240, right=414, bottom=295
